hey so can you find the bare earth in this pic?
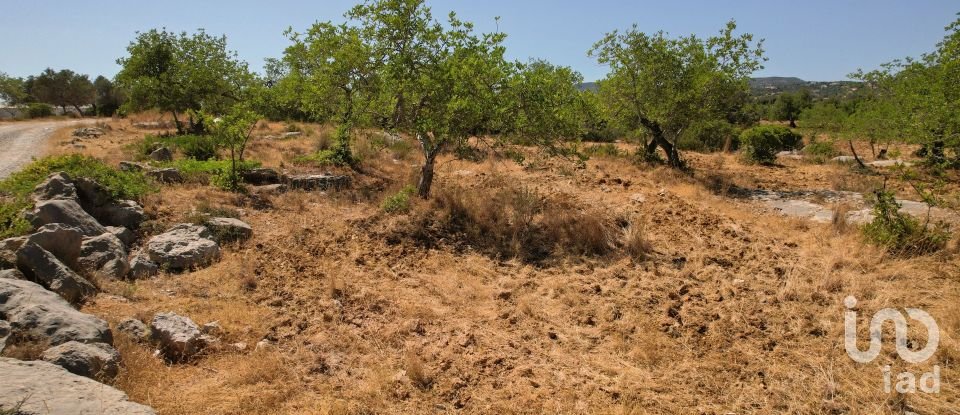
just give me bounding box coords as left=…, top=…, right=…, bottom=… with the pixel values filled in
left=0, top=120, right=89, bottom=179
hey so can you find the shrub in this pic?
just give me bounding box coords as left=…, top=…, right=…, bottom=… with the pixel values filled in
left=582, top=143, right=624, bottom=158
left=677, top=120, right=739, bottom=152
left=160, top=159, right=261, bottom=184
left=803, top=139, right=839, bottom=163
left=381, top=186, right=416, bottom=213
left=25, top=103, right=53, bottom=119
left=132, top=134, right=219, bottom=161
left=862, top=189, right=950, bottom=256
left=0, top=155, right=154, bottom=238
left=739, top=125, right=803, bottom=164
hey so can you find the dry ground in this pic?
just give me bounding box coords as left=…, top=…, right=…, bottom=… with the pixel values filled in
left=43, top=117, right=960, bottom=414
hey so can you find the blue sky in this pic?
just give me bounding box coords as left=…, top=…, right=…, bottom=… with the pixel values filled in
left=0, top=1, right=956, bottom=82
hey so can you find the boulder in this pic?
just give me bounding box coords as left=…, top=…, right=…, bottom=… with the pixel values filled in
left=0, top=320, right=10, bottom=352
left=145, top=224, right=220, bottom=272
left=16, top=242, right=97, bottom=304
left=0, top=358, right=155, bottom=415
left=72, top=127, right=105, bottom=138
left=0, top=278, right=112, bottom=345
left=107, top=225, right=137, bottom=246
left=76, top=178, right=146, bottom=229
left=242, top=168, right=283, bottom=185
left=75, top=177, right=112, bottom=210
left=250, top=183, right=288, bottom=195
left=78, top=233, right=130, bottom=279
left=128, top=251, right=159, bottom=279
left=25, top=199, right=108, bottom=237
left=832, top=155, right=857, bottom=163
left=288, top=174, right=351, bottom=191
left=119, top=161, right=147, bottom=172
left=151, top=312, right=209, bottom=361
left=25, top=223, right=83, bottom=267
left=205, top=217, right=253, bottom=243
left=117, top=318, right=150, bottom=341
left=149, top=146, right=173, bottom=162
left=32, top=172, right=78, bottom=203
left=0, top=269, right=25, bottom=280
left=41, top=341, right=121, bottom=380
left=146, top=167, right=183, bottom=183
left=0, top=244, right=17, bottom=269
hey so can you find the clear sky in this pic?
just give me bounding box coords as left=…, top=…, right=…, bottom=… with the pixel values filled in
left=0, top=1, right=957, bottom=82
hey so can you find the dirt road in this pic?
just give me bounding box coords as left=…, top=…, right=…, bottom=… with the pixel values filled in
left=0, top=120, right=89, bottom=179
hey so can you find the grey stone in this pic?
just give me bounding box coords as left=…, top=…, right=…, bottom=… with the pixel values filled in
left=145, top=224, right=220, bottom=272
left=16, top=242, right=97, bottom=304
left=107, top=225, right=137, bottom=246
left=151, top=312, right=208, bottom=361
left=96, top=200, right=146, bottom=229
left=25, top=223, right=83, bottom=267
left=250, top=184, right=287, bottom=195
left=288, top=174, right=351, bottom=191
left=119, top=161, right=147, bottom=172
left=74, top=177, right=112, bottom=208
left=0, top=358, right=155, bottom=415
left=72, top=127, right=105, bottom=138
left=242, top=168, right=283, bottom=185
left=205, top=217, right=253, bottom=243
left=0, top=269, right=25, bottom=280
left=25, top=199, right=108, bottom=237
left=78, top=233, right=130, bottom=279
left=832, top=155, right=857, bottom=163
left=146, top=167, right=183, bottom=183
left=0, top=278, right=112, bottom=346
left=128, top=250, right=159, bottom=279
left=0, top=320, right=9, bottom=353
left=41, top=341, right=121, bottom=380
left=32, top=172, right=78, bottom=203
left=868, top=159, right=914, bottom=168
left=149, top=146, right=173, bottom=162
left=117, top=318, right=150, bottom=341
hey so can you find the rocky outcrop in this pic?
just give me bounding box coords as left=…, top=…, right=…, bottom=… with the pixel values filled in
left=41, top=341, right=121, bottom=380
left=107, top=225, right=136, bottom=246
left=119, top=161, right=147, bottom=172
left=117, top=318, right=150, bottom=341
left=151, top=312, right=210, bottom=361
left=24, top=223, right=83, bottom=267
left=242, top=168, right=283, bottom=185
left=16, top=242, right=97, bottom=304
left=32, top=172, right=78, bottom=202
left=76, top=178, right=146, bottom=229
left=25, top=199, right=108, bottom=236
left=72, top=127, right=106, bottom=138
left=147, top=167, right=183, bottom=183
left=145, top=224, right=220, bottom=272
left=0, top=269, right=25, bottom=280
left=78, top=233, right=130, bottom=279
left=288, top=174, right=351, bottom=191
left=149, top=147, right=173, bottom=162
left=0, top=278, right=112, bottom=346
left=129, top=250, right=159, bottom=279
left=205, top=217, right=253, bottom=243
left=0, top=320, right=10, bottom=352
left=0, top=358, right=155, bottom=415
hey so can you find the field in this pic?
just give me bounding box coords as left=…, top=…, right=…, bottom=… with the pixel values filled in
left=42, top=117, right=960, bottom=414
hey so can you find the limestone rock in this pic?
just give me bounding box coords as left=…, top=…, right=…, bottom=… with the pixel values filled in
left=146, top=167, right=183, bottom=183
left=16, top=242, right=97, bottom=304
left=0, top=320, right=10, bottom=352
left=78, top=233, right=130, bottom=279
left=205, top=217, right=253, bottom=243
left=128, top=250, right=159, bottom=279
left=0, top=358, right=155, bottom=415
left=145, top=224, right=220, bottom=272
left=288, top=174, right=350, bottom=191
left=32, top=172, right=77, bottom=203
left=0, top=278, right=112, bottom=346
left=25, top=223, right=83, bottom=267
left=149, top=146, right=173, bottom=162
left=41, top=341, right=121, bottom=380
left=25, top=198, right=107, bottom=237
left=117, top=318, right=150, bottom=341
left=107, top=225, right=137, bottom=246
left=242, top=168, right=283, bottom=185
left=0, top=269, right=25, bottom=280
left=151, top=312, right=208, bottom=361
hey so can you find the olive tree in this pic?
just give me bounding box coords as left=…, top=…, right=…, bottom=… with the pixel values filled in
left=116, top=29, right=254, bottom=133
left=590, top=21, right=765, bottom=167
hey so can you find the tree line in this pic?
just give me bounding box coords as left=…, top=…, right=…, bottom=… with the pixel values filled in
left=0, top=69, right=123, bottom=117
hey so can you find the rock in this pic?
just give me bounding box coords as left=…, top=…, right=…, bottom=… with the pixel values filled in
left=868, top=159, right=914, bottom=168
left=0, top=358, right=155, bottom=415
left=229, top=342, right=248, bottom=352
left=250, top=183, right=288, bottom=195
left=25, top=199, right=108, bottom=237
left=128, top=250, right=159, bottom=279
left=832, top=156, right=857, bottom=163
left=0, top=278, right=112, bottom=345
left=32, top=172, right=78, bottom=202
left=242, top=168, right=283, bottom=185
left=25, top=223, right=83, bottom=267
left=145, top=224, right=220, bottom=272
left=149, top=146, right=173, bottom=162
left=107, top=225, right=137, bottom=246
left=281, top=131, right=302, bottom=138
left=146, top=167, right=183, bottom=183
left=288, top=174, right=351, bottom=191
left=78, top=233, right=130, bottom=279
left=256, top=339, right=276, bottom=351
left=16, top=242, right=97, bottom=304
left=0, top=269, right=25, bottom=280
left=205, top=217, right=253, bottom=243
left=41, top=341, right=121, bottom=380
left=151, top=312, right=208, bottom=361
left=74, top=176, right=112, bottom=210
left=119, top=161, right=147, bottom=172
left=0, top=321, right=10, bottom=352
left=72, top=127, right=105, bottom=138
left=201, top=321, right=222, bottom=335
left=117, top=318, right=150, bottom=341
left=95, top=200, right=146, bottom=229
left=133, top=121, right=165, bottom=129
left=0, top=243, right=18, bottom=269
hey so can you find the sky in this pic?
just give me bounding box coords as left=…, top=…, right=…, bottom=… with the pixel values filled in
left=0, top=0, right=957, bottom=82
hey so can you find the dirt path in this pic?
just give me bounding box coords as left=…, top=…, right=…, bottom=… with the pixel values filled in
left=0, top=120, right=90, bottom=179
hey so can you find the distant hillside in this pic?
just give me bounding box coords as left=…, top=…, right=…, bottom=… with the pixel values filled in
left=579, top=77, right=861, bottom=100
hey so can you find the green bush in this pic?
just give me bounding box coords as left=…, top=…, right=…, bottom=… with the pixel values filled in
left=133, top=134, right=219, bottom=161
left=0, top=155, right=154, bottom=238
left=677, top=120, right=739, bottom=152
left=159, top=159, right=261, bottom=184
left=862, top=189, right=949, bottom=256
left=739, top=125, right=803, bottom=164
left=582, top=143, right=624, bottom=158
left=25, top=103, right=53, bottom=119
left=382, top=186, right=416, bottom=214
left=803, top=139, right=839, bottom=163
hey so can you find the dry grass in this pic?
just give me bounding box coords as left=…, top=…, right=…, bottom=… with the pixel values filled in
left=30, top=122, right=956, bottom=414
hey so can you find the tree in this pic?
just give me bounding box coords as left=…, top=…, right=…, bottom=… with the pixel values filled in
left=0, top=72, right=28, bottom=105
left=93, top=76, right=124, bottom=116
left=770, top=89, right=812, bottom=127
left=590, top=21, right=765, bottom=167
left=208, top=106, right=260, bottom=192
left=24, top=69, right=95, bottom=115
left=116, top=29, right=255, bottom=133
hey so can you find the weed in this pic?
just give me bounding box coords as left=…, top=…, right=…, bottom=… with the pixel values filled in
left=862, top=189, right=950, bottom=256
left=381, top=186, right=416, bottom=214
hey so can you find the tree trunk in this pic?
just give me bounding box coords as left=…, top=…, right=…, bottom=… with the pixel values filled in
left=789, top=118, right=797, bottom=128
left=417, top=153, right=437, bottom=199
left=848, top=140, right=868, bottom=169
left=172, top=111, right=184, bottom=135
left=72, top=105, right=85, bottom=118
